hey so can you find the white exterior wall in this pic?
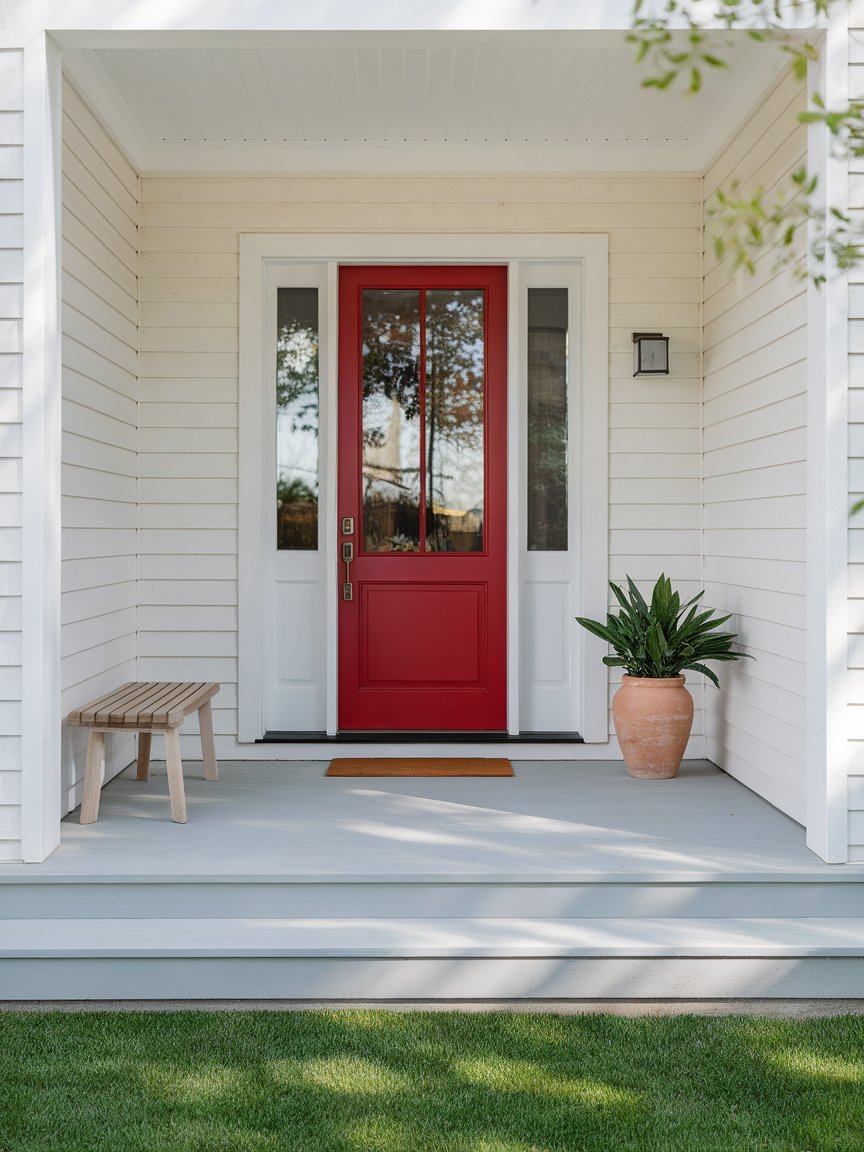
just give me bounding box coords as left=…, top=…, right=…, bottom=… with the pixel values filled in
left=0, top=50, right=22, bottom=861
left=138, top=175, right=702, bottom=756
left=60, top=79, right=138, bottom=811
left=702, top=72, right=808, bottom=822
left=848, top=26, right=864, bottom=859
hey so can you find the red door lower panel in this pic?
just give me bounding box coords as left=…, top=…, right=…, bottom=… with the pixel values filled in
left=338, top=265, right=507, bottom=731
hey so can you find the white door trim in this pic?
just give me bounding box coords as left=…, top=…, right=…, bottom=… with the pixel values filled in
left=239, top=233, right=609, bottom=745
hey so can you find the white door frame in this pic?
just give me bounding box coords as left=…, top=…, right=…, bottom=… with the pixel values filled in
left=239, top=233, right=610, bottom=744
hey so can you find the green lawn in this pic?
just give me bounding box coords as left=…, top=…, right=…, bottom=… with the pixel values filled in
left=0, top=1011, right=862, bottom=1151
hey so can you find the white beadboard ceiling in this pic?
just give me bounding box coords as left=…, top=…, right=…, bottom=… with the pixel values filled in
left=61, top=31, right=791, bottom=174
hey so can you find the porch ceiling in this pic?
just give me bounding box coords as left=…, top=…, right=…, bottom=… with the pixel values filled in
left=61, top=30, right=790, bottom=174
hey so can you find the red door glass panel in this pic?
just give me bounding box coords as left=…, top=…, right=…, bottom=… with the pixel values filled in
left=338, top=265, right=507, bottom=731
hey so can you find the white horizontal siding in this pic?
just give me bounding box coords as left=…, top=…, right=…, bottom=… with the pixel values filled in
left=139, top=173, right=702, bottom=748
left=60, top=77, right=139, bottom=814
left=0, top=49, right=22, bottom=861
left=702, top=75, right=807, bottom=823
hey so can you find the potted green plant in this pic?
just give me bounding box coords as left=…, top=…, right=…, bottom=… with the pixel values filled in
left=576, top=574, right=752, bottom=779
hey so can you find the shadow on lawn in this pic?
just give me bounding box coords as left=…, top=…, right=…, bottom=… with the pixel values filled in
left=1, top=1012, right=863, bottom=1151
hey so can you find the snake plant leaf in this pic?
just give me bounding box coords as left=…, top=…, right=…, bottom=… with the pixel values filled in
left=625, top=576, right=650, bottom=619
left=576, top=574, right=752, bottom=685
left=686, top=661, right=721, bottom=688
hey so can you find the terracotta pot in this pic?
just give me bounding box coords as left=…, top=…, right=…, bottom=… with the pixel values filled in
left=612, top=675, right=694, bottom=780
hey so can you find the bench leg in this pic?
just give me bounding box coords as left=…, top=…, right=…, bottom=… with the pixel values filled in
left=80, top=730, right=106, bottom=824
left=164, top=728, right=187, bottom=824
left=136, top=731, right=152, bottom=781
left=198, top=700, right=218, bottom=781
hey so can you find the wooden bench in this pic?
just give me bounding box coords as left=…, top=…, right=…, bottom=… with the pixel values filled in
left=66, top=682, right=220, bottom=825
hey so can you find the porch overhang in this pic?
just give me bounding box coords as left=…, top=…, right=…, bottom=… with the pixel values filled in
left=57, top=29, right=792, bottom=176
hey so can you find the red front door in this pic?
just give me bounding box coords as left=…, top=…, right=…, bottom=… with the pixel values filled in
left=337, top=265, right=507, bottom=731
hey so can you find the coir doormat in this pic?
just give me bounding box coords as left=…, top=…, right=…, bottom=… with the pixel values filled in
left=326, top=757, right=513, bottom=777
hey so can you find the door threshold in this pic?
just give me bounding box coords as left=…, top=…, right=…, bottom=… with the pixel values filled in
left=259, top=731, right=584, bottom=744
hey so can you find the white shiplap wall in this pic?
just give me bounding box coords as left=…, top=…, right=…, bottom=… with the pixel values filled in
left=848, top=28, right=864, bottom=859
left=138, top=174, right=703, bottom=756
left=0, top=51, right=23, bottom=861
left=702, top=72, right=808, bottom=823
left=61, top=79, right=139, bottom=812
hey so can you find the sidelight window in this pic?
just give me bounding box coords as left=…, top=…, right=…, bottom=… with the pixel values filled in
left=276, top=286, right=319, bottom=550
left=526, top=287, right=568, bottom=552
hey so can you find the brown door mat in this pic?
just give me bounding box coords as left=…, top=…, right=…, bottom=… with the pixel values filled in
left=327, top=757, right=513, bottom=777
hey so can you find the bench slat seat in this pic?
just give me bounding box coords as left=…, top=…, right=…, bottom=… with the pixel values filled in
left=68, top=681, right=219, bottom=730
left=66, top=681, right=220, bottom=825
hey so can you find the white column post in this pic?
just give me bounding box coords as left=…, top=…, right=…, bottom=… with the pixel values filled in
left=21, top=32, right=62, bottom=862
left=806, top=15, right=850, bottom=862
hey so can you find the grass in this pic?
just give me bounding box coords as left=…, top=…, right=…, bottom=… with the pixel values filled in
left=0, top=1011, right=862, bottom=1151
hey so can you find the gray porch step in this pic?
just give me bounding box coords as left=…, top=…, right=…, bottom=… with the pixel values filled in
left=3, top=916, right=864, bottom=1000
left=4, top=916, right=864, bottom=957
left=1, top=874, right=863, bottom=920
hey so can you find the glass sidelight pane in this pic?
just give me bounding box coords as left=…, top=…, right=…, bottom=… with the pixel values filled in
left=425, top=289, right=485, bottom=552
left=362, top=289, right=422, bottom=552
left=277, top=287, right=319, bottom=550
left=527, top=288, right=568, bottom=551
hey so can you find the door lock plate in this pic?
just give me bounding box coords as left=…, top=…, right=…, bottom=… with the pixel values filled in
left=341, top=516, right=354, bottom=535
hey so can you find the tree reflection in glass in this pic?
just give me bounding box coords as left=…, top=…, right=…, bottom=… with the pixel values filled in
left=425, top=290, right=485, bottom=552
left=527, top=288, right=568, bottom=551
left=276, top=287, right=319, bottom=550
left=361, top=290, right=422, bottom=551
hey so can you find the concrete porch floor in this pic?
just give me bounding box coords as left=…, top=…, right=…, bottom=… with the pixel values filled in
left=15, top=758, right=860, bottom=878
left=3, top=760, right=864, bottom=1001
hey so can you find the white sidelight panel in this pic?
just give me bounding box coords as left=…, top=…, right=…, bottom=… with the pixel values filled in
left=263, top=263, right=329, bottom=733
left=519, top=266, right=584, bottom=733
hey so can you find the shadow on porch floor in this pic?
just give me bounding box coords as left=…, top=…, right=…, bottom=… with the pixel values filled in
left=34, top=759, right=856, bottom=878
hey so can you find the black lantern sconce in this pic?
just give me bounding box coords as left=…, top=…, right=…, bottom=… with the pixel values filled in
left=632, top=332, right=669, bottom=376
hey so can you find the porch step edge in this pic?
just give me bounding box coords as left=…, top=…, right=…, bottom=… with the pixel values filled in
left=3, top=870, right=863, bottom=883
left=4, top=917, right=864, bottom=958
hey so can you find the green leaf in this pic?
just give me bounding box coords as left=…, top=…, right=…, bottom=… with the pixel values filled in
left=626, top=576, right=650, bottom=619
left=576, top=574, right=752, bottom=683
left=687, top=662, right=721, bottom=688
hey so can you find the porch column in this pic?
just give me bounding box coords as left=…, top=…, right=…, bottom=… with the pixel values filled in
left=806, top=12, right=850, bottom=863
left=21, top=31, right=62, bottom=862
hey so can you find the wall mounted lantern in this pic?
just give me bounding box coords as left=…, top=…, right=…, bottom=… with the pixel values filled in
left=632, top=332, right=669, bottom=376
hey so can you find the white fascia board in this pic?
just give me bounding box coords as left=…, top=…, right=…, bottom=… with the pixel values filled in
left=7, top=0, right=830, bottom=44
left=15, top=2, right=638, bottom=44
